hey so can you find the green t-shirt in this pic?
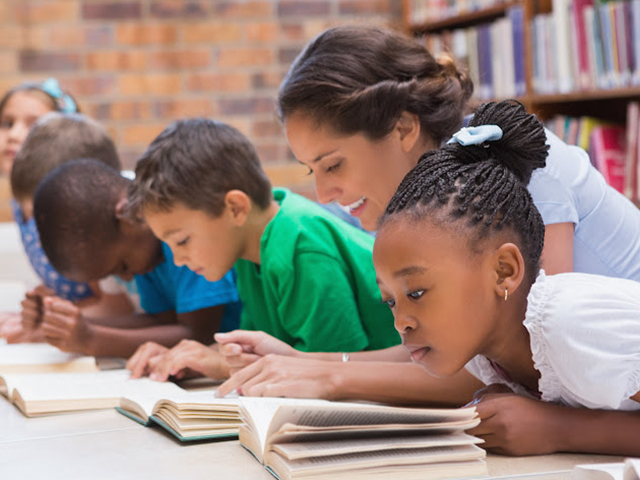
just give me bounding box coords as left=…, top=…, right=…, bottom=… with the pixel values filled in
left=235, top=188, right=399, bottom=353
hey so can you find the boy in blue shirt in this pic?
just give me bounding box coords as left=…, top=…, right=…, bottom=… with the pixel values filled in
left=32, top=159, right=241, bottom=359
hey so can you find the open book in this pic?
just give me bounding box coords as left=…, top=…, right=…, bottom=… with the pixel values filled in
left=0, top=343, right=98, bottom=374
left=239, top=397, right=487, bottom=480
left=570, top=459, right=640, bottom=480
left=0, top=368, right=184, bottom=416
left=117, top=390, right=241, bottom=442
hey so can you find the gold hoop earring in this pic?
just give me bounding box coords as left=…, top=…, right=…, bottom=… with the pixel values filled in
left=504, top=288, right=508, bottom=302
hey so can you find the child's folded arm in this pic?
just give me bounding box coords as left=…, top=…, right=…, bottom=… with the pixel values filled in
left=468, top=391, right=640, bottom=456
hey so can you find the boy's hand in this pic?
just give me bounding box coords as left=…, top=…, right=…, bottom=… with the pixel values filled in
left=146, top=339, right=227, bottom=382
left=20, top=285, right=55, bottom=331
left=127, top=342, right=170, bottom=379
left=41, top=297, right=95, bottom=354
left=465, top=386, right=563, bottom=456
left=214, top=330, right=297, bottom=374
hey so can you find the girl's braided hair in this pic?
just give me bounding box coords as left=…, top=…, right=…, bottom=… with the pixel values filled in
left=381, top=101, right=549, bottom=283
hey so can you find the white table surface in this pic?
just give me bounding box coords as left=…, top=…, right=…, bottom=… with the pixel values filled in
left=0, top=396, right=625, bottom=480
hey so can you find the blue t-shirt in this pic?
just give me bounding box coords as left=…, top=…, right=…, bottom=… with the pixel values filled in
left=12, top=200, right=94, bottom=302
left=134, top=243, right=242, bottom=332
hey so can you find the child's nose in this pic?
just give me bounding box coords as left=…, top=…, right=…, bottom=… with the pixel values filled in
left=393, top=311, right=417, bottom=335
left=172, top=251, right=188, bottom=267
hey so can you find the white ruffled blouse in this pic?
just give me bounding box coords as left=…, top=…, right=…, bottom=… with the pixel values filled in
left=465, top=270, right=640, bottom=411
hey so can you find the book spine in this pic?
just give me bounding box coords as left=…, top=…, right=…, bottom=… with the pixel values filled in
left=552, top=0, right=574, bottom=92
left=477, top=24, right=493, bottom=99
left=596, top=2, right=606, bottom=88
left=509, top=6, right=526, bottom=96
left=632, top=0, right=640, bottom=85
left=573, top=0, right=596, bottom=89
left=599, top=2, right=615, bottom=88
left=624, top=101, right=639, bottom=201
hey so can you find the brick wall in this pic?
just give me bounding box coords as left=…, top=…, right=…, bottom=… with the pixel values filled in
left=0, top=0, right=402, bottom=206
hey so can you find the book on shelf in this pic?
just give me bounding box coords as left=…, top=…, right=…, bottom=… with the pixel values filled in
left=509, top=6, right=526, bottom=96
left=553, top=0, right=575, bottom=92
left=624, top=101, right=639, bottom=201
left=0, top=368, right=184, bottom=417
left=569, top=458, right=640, bottom=480
left=239, top=397, right=486, bottom=480
left=116, top=390, right=241, bottom=442
left=0, top=342, right=98, bottom=374
left=590, top=124, right=627, bottom=193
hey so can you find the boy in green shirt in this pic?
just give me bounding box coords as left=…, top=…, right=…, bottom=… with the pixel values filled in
left=126, top=118, right=398, bottom=380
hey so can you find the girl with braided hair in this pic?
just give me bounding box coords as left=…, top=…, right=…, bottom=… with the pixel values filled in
left=374, top=100, right=640, bottom=456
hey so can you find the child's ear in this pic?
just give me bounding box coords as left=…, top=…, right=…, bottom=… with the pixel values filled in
left=492, top=243, right=526, bottom=300
left=224, top=190, right=251, bottom=226
left=114, top=197, right=132, bottom=222
left=395, top=111, right=422, bottom=153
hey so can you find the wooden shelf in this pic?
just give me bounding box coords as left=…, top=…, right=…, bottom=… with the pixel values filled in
left=528, top=87, right=640, bottom=105
left=408, top=1, right=520, bottom=34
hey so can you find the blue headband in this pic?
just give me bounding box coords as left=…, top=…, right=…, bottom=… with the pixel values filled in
left=447, top=125, right=503, bottom=146
left=40, top=78, right=77, bottom=114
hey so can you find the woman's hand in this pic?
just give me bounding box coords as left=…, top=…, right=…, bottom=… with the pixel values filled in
left=216, top=354, right=340, bottom=399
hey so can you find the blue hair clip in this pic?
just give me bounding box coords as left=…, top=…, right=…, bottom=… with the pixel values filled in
left=40, top=78, right=77, bottom=114
left=447, top=125, right=503, bottom=146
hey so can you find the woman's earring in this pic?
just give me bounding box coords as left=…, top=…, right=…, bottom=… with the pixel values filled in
left=504, top=288, right=508, bottom=302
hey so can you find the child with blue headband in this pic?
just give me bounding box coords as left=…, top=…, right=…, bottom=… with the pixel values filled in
left=374, top=100, right=640, bottom=456
left=0, top=78, right=77, bottom=177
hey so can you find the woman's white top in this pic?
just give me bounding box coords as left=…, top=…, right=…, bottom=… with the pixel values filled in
left=529, top=130, right=640, bottom=280
left=465, top=270, right=640, bottom=411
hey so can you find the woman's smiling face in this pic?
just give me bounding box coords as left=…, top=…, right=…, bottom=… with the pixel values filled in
left=284, top=112, right=429, bottom=231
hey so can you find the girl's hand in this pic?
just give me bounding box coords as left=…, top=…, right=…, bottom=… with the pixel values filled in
left=466, top=387, right=564, bottom=456
left=214, top=330, right=299, bottom=374
left=127, top=341, right=170, bottom=379
left=146, top=339, right=226, bottom=382
left=216, top=355, right=340, bottom=399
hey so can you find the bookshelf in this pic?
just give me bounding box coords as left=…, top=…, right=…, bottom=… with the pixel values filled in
left=402, top=0, right=640, bottom=124
left=403, top=0, right=640, bottom=202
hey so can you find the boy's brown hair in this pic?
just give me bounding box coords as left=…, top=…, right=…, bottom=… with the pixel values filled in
left=128, top=118, right=271, bottom=218
left=10, top=112, right=121, bottom=201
